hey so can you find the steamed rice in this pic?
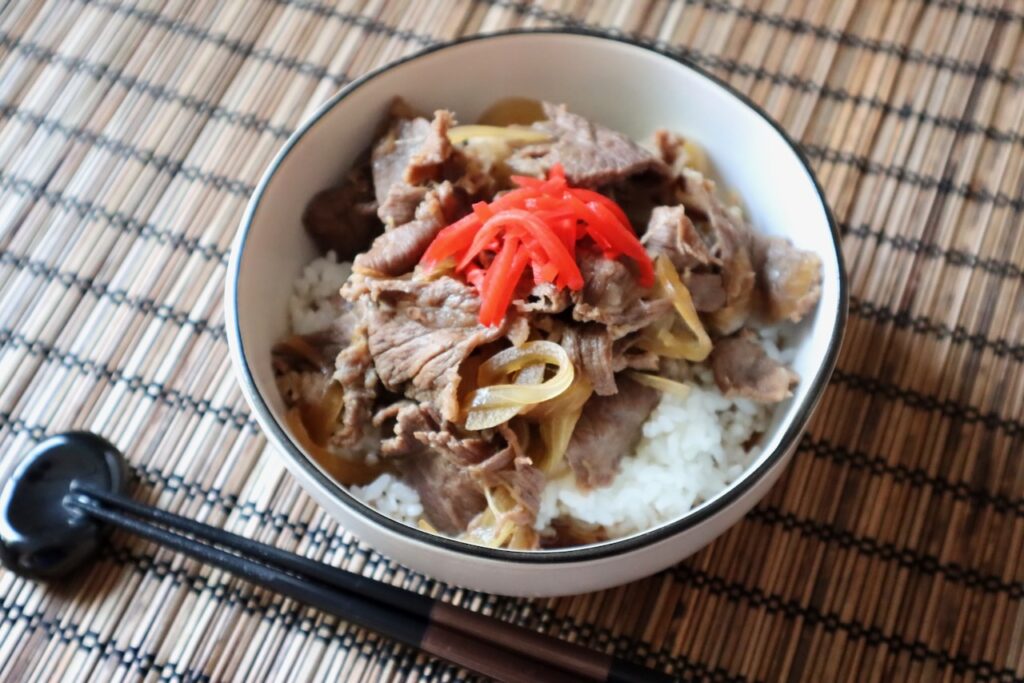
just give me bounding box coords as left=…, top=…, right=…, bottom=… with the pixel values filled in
left=533, top=364, right=770, bottom=536
left=292, top=255, right=790, bottom=540
left=289, top=251, right=352, bottom=335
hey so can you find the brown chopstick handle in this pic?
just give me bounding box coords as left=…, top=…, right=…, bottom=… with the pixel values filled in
left=432, top=602, right=612, bottom=681
left=421, top=622, right=578, bottom=683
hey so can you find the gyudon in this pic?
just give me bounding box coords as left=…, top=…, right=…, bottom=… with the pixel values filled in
left=273, top=98, right=821, bottom=549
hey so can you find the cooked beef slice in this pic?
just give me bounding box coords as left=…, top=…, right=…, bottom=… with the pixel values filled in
left=643, top=206, right=729, bottom=313
left=560, top=323, right=617, bottom=396
left=514, top=281, right=571, bottom=314
left=273, top=301, right=378, bottom=454
left=505, top=102, right=668, bottom=187
left=564, top=376, right=660, bottom=488
left=470, top=425, right=545, bottom=529
left=273, top=304, right=365, bottom=442
left=416, top=429, right=494, bottom=469
left=646, top=171, right=821, bottom=326
left=685, top=271, right=729, bottom=312
left=611, top=336, right=660, bottom=372
left=328, top=325, right=378, bottom=450
left=373, top=400, right=435, bottom=459
left=399, top=450, right=486, bottom=534
left=751, top=235, right=823, bottom=323
left=363, top=276, right=508, bottom=422
left=571, top=249, right=673, bottom=338
left=485, top=460, right=546, bottom=528
left=372, top=400, right=497, bottom=533
left=302, top=164, right=381, bottom=258
left=710, top=333, right=798, bottom=403
left=677, top=169, right=758, bottom=334
left=652, top=129, right=689, bottom=170
left=354, top=219, right=442, bottom=276
left=354, top=182, right=465, bottom=277
left=377, top=183, right=428, bottom=228
left=643, top=205, right=717, bottom=271
left=372, top=108, right=455, bottom=225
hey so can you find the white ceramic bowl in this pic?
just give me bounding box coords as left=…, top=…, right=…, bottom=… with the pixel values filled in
left=227, top=30, right=847, bottom=597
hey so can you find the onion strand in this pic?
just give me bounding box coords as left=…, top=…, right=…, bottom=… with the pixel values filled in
left=650, top=254, right=713, bottom=362
left=463, top=341, right=574, bottom=430
left=627, top=371, right=692, bottom=398
left=448, top=125, right=551, bottom=145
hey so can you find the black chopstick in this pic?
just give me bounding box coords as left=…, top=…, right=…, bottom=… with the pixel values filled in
left=66, top=492, right=575, bottom=683
left=69, top=482, right=672, bottom=683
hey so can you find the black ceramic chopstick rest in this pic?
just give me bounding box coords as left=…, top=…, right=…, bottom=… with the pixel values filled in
left=0, top=432, right=128, bottom=578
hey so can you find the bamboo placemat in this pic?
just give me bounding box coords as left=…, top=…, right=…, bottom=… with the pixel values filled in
left=0, top=0, right=1021, bottom=680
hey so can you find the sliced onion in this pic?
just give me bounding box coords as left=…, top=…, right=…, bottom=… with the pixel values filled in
left=530, top=374, right=593, bottom=474
left=464, top=341, right=574, bottom=430
left=654, top=254, right=713, bottom=361
left=464, top=363, right=544, bottom=430
left=627, top=371, right=692, bottom=398
left=448, top=125, right=552, bottom=145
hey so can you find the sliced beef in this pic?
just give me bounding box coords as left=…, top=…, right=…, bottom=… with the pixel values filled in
left=560, top=323, right=617, bottom=396
left=611, top=336, right=660, bottom=372
left=373, top=401, right=435, bottom=459
left=363, top=276, right=508, bottom=422
left=643, top=205, right=717, bottom=271
left=273, top=302, right=378, bottom=454
left=372, top=108, right=455, bottom=225
left=653, top=129, right=689, bottom=171
left=710, top=333, right=797, bottom=403
left=504, top=315, right=531, bottom=347
left=354, top=182, right=465, bottom=277
left=400, top=451, right=485, bottom=534
left=417, top=429, right=494, bottom=468
left=678, top=169, right=757, bottom=334
left=303, top=164, right=381, bottom=259
left=373, top=400, right=496, bottom=533
left=353, top=218, right=442, bottom=276
left=506, top=102, right=668, bottom=187
left=564, top=376, right=660, bottom=488
left=643, top=206, right=729, bottom=313
left=484, top=460, right=546, bottom=528
left=329, top=325, right=378, bottom=450
left=572, top=249, right=673, bottom=338
left=377, top=183, right=427, bottom=228
left=471, top=425, right=545, bottom=530
left=445, top=142, right=502, bottom=201
left=514, top=281, right=571, bottom=314
left=274, top=309, right=358, bottom=417
left=686, top=272, right=728, bottom=312
left=751, top=235, right=822, bottom=323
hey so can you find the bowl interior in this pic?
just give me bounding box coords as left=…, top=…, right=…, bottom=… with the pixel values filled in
left=231, top=32, right=843, bottom=553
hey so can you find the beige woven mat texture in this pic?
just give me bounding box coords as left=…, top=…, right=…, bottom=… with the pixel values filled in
left=0, top=0, right=1022, bottom=681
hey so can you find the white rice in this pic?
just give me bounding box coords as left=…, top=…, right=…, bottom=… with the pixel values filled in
left=533, top=364, right=771, bottom=536
left=288, top=254, right=792, bottom=538
left=350, top=474, right=425, bottom=522
left=289, top=251, right=352, bottom=335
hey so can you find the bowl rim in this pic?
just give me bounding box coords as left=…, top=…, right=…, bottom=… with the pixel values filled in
left=227, top=27, right=848, bottom=564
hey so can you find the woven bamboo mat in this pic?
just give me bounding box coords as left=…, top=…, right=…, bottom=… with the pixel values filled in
left=0, top=0, right=1022, bottom=680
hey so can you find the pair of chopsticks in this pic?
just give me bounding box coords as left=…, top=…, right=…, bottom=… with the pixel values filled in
left=66, top=482, right=672, bottom=683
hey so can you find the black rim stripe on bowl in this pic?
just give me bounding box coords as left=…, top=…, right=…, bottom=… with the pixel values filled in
left=228, top=28, right=849, bottom=564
